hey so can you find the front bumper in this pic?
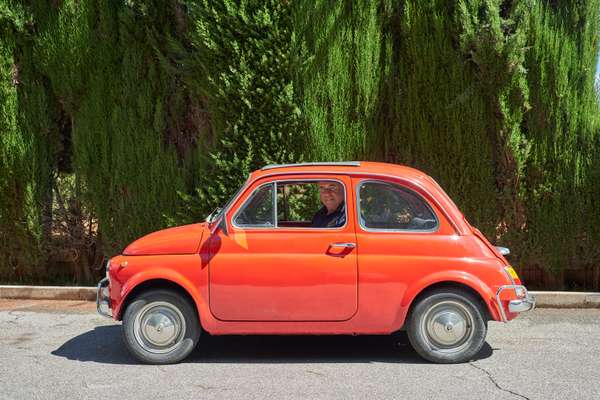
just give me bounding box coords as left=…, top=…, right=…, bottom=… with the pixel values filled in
left=495, top=285, right=536, bottom=322
left=96, top=277, right=112, bottom=318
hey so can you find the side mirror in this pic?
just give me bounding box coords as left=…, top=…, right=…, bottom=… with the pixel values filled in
left=208, top=211, right=228, bottom=236
left=206, top=207, right=223, bottom=224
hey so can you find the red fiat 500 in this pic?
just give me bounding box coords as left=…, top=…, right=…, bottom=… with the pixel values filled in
left=97, top=162, right=535, bottom=364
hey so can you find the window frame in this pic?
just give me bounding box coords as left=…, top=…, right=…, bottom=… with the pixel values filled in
left=231, top=178, right=348, bottom=231
left=356, top=179, right=439, bottom=234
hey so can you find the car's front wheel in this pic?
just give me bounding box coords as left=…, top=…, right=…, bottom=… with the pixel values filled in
left=406, top=289, right=487, bottom=363
left=122, top=289, right=200, bottom=364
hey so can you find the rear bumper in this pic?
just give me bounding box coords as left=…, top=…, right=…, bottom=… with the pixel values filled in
left=96, top=277, right=112, bottom=318
left=496, top=285, right=536, bottom=322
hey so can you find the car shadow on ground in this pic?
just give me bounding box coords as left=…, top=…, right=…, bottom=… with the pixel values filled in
left=52, top=324, right=494, bottom=365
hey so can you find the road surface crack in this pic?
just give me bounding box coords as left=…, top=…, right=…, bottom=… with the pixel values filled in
left=469, top=362, right=531, bottom=400
left=195, top=383, right=216, bottom=390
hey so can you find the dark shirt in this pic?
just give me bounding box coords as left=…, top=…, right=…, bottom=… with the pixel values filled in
left=311, top=203, right=346, bottom=228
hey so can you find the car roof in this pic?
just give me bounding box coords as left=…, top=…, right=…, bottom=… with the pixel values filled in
left=243, top=161, right=468, bottom=235
left=252, top=161, right=428, bottom=181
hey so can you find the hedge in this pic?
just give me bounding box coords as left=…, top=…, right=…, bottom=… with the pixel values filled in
left=0, top=0, right=598, bottom=289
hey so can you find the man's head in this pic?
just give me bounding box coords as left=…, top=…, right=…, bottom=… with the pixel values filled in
left=318, top=181, right=344, bottom=214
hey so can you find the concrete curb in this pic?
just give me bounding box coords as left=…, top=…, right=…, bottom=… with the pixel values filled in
left=530, top=291, right=600, bottom=309
left=1, top=286, right=600, bottom=308
left=0, top=285, right=96, bottom=301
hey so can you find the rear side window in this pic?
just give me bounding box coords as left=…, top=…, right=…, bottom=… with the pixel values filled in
left=358, top=181, right=438, bottom=231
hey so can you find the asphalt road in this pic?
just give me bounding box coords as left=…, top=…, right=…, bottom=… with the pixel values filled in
left=0, top=300, right=599, bottom=400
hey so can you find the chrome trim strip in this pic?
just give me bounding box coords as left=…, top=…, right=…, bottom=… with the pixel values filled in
left=261, top=161, right=361, bottom=170
left=355, top=179, right=440, bottom=234
left=273, top=181, right=278, bottom=228
left=495, top=284, right=536, bottom=323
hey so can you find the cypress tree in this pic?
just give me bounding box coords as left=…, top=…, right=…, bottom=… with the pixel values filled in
left=0, top=1, right=46, bottom=282
left=176, top=0, right=306, bottom=221
left=370, top=0, right=508, bottom=236
left=0, top=0, right=598, bottom=288
left=294, top=0, right=383, bottom=161
left=521, top=0, right=600, bottom=279
left=5, top=1, right=208, bottom=281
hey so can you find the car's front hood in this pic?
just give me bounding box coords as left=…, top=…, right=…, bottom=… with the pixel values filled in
left=123, top=223, right=207, bottom=256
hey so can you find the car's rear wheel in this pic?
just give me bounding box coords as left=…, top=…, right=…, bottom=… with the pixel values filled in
left=407, top=289, right=487, bottom=363
left=123, top=289, right=200, bottom=364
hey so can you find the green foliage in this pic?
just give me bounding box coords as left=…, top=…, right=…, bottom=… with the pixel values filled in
left=370, top=0, right=503, bottom=235
left=294, top=0, right=382, bottom=161
left=53, top=2, right=204, bottom=256
left=293, top=0, right=600, bottom=285
left=3, top=1, right=208, bottom=283
left=521, top=0, right=600, bottom=272
left=0, top=0, right=40, bottom=281
left=177, top=0, right=306, bottom=223
left=0, top=0, right=599, bottom=287
left=456, top=0, right=531, bottom=228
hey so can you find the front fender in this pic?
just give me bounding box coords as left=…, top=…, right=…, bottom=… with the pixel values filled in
left=401, top=270, right=502, bottom=322
left=114, top=268, right=205, bottom=321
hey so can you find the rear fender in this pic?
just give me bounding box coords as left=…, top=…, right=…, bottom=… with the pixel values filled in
left=401, top=270, right=502, bottom=322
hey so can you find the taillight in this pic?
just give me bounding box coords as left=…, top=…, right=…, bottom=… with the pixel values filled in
left=504, top=266, right=520, bottom=281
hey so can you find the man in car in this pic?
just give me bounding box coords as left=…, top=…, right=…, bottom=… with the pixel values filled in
left=311, top=181, right=346, bottom=228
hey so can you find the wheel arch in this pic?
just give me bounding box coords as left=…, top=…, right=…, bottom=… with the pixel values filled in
left=401, top=272, right=501, bottom=324
left=116, top=278, right=200, bottom=323
left=407, top=281, right=492, bottom=321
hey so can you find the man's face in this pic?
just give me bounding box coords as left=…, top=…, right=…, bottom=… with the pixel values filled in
left=318, top=182, right=344, bottom=213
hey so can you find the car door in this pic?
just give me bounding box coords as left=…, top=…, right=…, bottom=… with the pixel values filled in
left=208, top=175, right=358, bottom=321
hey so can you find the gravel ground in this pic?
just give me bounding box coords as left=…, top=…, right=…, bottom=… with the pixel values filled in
left=0, top=300, right=599, bottom=400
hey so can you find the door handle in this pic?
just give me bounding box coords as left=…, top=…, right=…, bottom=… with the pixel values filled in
left=330, top=242, right=356, bottom=249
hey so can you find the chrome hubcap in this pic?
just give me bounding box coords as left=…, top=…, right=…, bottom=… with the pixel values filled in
left=421, top=300, right=474, bottom=352
left=133, top=302, right=186, bottom=354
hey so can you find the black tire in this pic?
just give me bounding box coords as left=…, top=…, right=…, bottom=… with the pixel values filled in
left=406, top=289, right=487, bottom=364
left=122, top=289, right=200, bottom=364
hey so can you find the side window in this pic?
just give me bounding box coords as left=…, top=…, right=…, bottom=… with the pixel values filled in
left=277, top=181, right=346, bottom=228
left=233, top=184, right=275, bottom=227
left=234, top=180, right=348, bottom=229
left=277, top=182, right=321, bottom=223
left=358, top=181, right=438, bottom=231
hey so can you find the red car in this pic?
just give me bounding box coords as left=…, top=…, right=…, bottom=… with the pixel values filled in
left=97, top=161, right=535, bottom=364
